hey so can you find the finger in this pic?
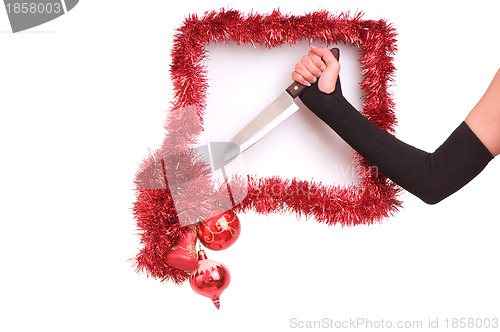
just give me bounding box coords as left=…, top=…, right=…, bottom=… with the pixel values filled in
left=308, top=50, right=326, bottom=71
left=318, top=61, right=340, bottom=94
left=301, top=55, right=322, bottom=78
left=291, top=71, right=311, bottom=86
left=311, top=46, right=338, bottom=66
left=310, top=46, right=340, bottom=93
left=294, top=62, right=317, bottom=84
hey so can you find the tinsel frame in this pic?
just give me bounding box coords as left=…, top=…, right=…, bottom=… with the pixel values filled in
left=133, top=9, right=402, bottom=284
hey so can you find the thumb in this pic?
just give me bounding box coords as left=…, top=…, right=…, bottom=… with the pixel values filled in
left=311, top=46, right=340, bottom=94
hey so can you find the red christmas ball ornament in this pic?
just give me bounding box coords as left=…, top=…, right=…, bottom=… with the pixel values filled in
left=189, top=250, right=231, bottom=310
left=197, top=210, right=241, bottom=250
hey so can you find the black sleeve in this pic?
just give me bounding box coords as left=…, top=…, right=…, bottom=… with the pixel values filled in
left=299, top=79, right=494, bottom=204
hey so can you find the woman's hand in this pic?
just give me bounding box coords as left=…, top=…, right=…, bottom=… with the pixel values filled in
left=291, top=45, right=341, bottom=94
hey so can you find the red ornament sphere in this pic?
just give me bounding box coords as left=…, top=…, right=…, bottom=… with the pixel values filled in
left=197, top=210, right=241, bottom=250
left=189, top=250, right=231, bottom=310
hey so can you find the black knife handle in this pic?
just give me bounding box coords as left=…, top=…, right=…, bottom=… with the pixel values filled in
left=286, top=47, right=340, bottom=98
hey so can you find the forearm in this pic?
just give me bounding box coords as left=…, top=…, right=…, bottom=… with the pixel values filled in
left=300, top=82, right=494, bottom=204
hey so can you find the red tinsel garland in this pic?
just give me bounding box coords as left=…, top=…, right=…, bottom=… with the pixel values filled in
left=133, top=9, right=402, bottom=284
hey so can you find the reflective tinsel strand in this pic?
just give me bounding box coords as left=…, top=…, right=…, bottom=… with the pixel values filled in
left=133, top=8, right=401, bottom=284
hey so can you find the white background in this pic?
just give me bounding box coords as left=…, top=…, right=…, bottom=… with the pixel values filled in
left=1, top=1, right=499, bottom=331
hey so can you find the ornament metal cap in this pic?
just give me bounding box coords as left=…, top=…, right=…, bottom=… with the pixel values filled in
left=198, top=250, right=207, bottom=260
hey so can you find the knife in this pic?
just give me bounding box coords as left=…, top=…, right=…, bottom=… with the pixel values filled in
left=223, top=47, right=340, bottom=164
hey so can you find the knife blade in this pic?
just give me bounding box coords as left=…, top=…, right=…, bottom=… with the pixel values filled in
left=223, top=47, right=339, bottom=164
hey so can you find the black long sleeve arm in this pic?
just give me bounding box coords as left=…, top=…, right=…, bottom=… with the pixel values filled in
left=299, top=79, right=494, bottom=204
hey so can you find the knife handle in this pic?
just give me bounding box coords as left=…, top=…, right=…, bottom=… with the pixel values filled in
left=286, top=47, right=340, bottom=98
